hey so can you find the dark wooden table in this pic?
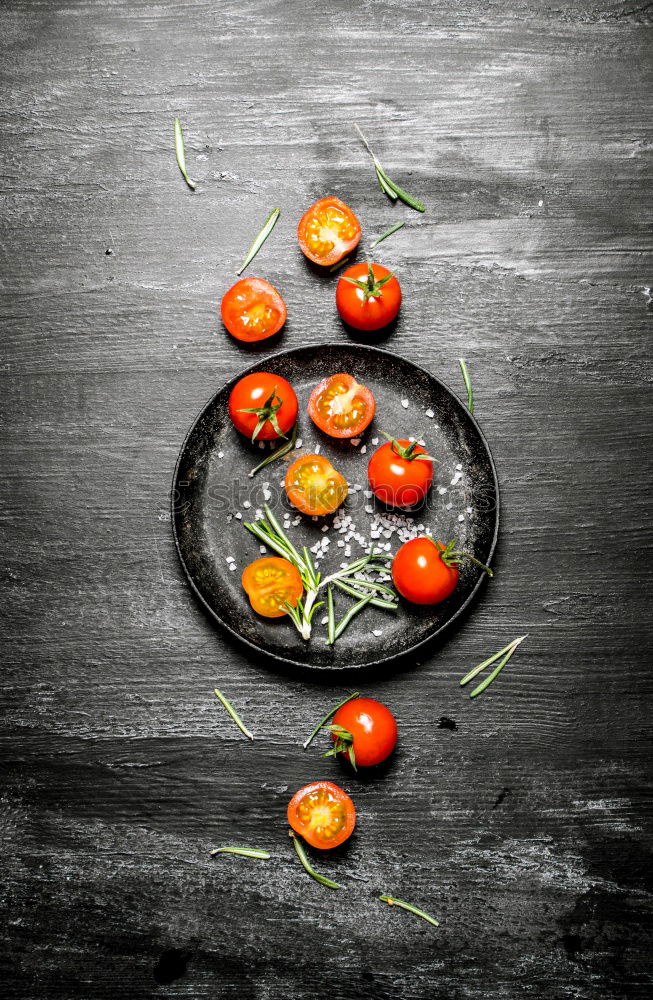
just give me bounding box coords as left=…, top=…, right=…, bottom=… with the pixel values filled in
left=2, top=1, right=652, bottom=997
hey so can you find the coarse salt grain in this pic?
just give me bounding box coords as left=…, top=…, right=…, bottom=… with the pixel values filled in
left=229, top=563, right=237, bottom=571
left=295, top=438, right=303, bottom=448
left=372, top=629, right=383, bottom=637
left=360, top=445, right=366, bottom=454
left=425, top=409, right=434, bottom=419
left=217, top=451, right=224, bottom=458
left=371, top=437, right=378, bottom=445
left=401, top=398, right=409, bottom=408
left=315, top=443, right=320, bottom=454
left=259, top=545, right=266, bottom=553
left=242, top=500, right=251, bottom=509
left=350, top=437, right=361, bottom=446
left=458, top=514, right=465, bottom=522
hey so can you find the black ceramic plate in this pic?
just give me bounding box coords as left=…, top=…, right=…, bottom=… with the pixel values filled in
left=172, top=344, right=499, bottom=671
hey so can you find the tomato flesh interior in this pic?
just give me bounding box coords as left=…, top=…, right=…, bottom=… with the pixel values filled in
left=296, top=786, right=346, bottom=843
left=286, top=456, right=348, bottom=514
left=317, top=378, right=368, bottom=433
left=242, top=557, right=302, bottom=618
left=238, top=298, right=282, bottom=336
left=304, top=204, right=357, bottom=259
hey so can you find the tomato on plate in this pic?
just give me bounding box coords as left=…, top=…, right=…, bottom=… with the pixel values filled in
left=287, top=780, right=356, bottom=850
left=285, top=454, right=348, bottom=516
left=328, top=697, right=397, bottom=769
left=221, top=277, right=287, bottom=342
left=367, top=434, right=435, bottom=508
left=308, top=373, right=375, bottom=439
left=228, top=372, right=298, bottom=441
left=392, top=537, right=493, bottom=605
left=336, top=262, right=401, bottom=331
left=241, top=557, right=303, bottom=618
left=297, top=197, right=361, bottom=267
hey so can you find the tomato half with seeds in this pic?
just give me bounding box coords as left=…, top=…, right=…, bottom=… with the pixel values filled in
left=287, top=780, right=356, bottom=850
left=285, top=454, right=348, bottom=516
left=221, top=277, right=287, bottom=343
left=228, top=372, right=298, bottom=441
left=297, top=197, right=361, bottom=267
left=330, top=698, right=398, bottom=768
left=367, top=435, right=435, bottom=508
left=308, top=373, right=375, bottom=439
left=241, top=557, right=303, bottom=618
left=336, top=262, right=401, bottom=331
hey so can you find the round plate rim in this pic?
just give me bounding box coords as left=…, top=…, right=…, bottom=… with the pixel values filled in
left=171, top=343, right=500, bottom=672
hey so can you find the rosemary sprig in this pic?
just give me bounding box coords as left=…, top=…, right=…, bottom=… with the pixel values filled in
left=355, top=125, right=425, bottom=213
left=460, top=635, right=527, bottom=698
left=329, top=592, right=374, bottom=644
left=333, top=578, right=397, bottom=611
left=290, top=831, right=341, bottom=889
left=378, top=895, right=440, bottom=927
left=173, top=118, right=196, bottom=190
left=248, top=424, right=297, bottom=478
left=303, top=691, right=360, bottom=749
left=329, top=256, right=351, bottom=273
left=213, top=688, right=254, bottom=740
left=459, top=358, right=474, bottom=414
left=237, top=207, right=280, bottom=275
left=370, top=221, right=405, bottom=248
left=210, top=847, right=270, bottom=859
left=326, top=585, right=336, bottom=645
left=243, top=508, right=396, bottom=641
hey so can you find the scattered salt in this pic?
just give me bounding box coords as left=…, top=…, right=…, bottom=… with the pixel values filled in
left=425, top=409, right=434, bottom=419
left=401, top=398, right=409, bottom=409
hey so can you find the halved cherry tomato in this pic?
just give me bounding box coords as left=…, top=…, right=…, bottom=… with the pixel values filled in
left=297, top=197, right=361, bottom=267
left=285, top=454, right=348, bottom=516
left=330, top=697, right=397, bottom=768
left=287, top=780, right=356, bottom=850
left=391, top=537, right=493, bottom=604
left=308, top=373, right=376, bottom=439
left=221, top=277, right=287, bottom=342
left=336, top=262, right=401, bottom=331
left=228, top=372, right=298, bottom=441
left=367, top=435, right=434, bottom=508
left=241, top=557, right=303, bottom=618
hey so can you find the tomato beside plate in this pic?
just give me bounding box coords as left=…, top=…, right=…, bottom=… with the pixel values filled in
left=287, top=780, right=356, bottom=849
left=297, top=197, right=361, bottom=267
left=308, top=373, right=375, bottom=439
left=221, top=277, right=287, bottom=342
left=336, top=262, right=401, bottom=331
left=330, top=697, right=398, bottom=768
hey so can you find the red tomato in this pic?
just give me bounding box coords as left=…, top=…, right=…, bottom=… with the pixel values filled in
left=228, top=372, right=298, bottom=441
left=308, top=373, right=376, bottom=439
left=367, top=436, right=434, bottom=508
left=330, top=698, right=397, bottom=768
left=297, top=197, right=361, bottom=267
left=285, top=454, right=348, bottom=516
left=221, top=277, right=287, bottom=342
left=287, top=780, right=356, bottom=850
left=336, top=262, right=401, bottom=331
left=392, top=537, right=494, bottom=604
left=241, top=557, right=303, bottom=618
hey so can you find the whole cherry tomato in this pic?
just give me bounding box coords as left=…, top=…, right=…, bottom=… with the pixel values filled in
left=297, top=197, right=361, bottom=267
left=228, top=372, right=298, bottom=441
left=221, top=277, right=287, bottom=342
left=308, top=373, right=376, bottom=439
left=287, top=780, right=356, bottom=849
left=329, top=697, right=397, bottom=768
left=392, top=537, right=493, bottom=605
left=285, top=454, right=348, bottom=516
left=367, top=434, right=435, bottom=508
left=241, top=557, right=303, bottom=617
left=336, top=262, right=401, bottom=331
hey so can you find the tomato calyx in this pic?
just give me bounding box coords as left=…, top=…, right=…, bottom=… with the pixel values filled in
left=436, top=538, right=494, bottom=577
left=340, top=262, right=396, bottom=302
left=237, top=385, right=289, bottom=441
left=321, top=724, right=357, bottom=771
left=379, top=430, right=437, bottom=463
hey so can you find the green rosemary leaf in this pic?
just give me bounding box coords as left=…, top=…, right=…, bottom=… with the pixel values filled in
left=291, top=832, right=341, bottom=889
left=327, top=585, right=336, bottom=645
left=330, top=256, right=351, bottom=273
left=333, top=579, right=398, bottom=611
left=302, top=691, right=360, bottom=749
left=173, top=118, right=196, bottom=190
left=376, top=165, right=398, bottom=200
left=379, top=895, right=440, bottom=927
left=213, top=688, right=254, bottom=740
left=210, top=847, right=270, bottom=859
left=469, top=636, right=527, bottom=698
left=237, top=207, right=280, bottom=276
left=370, top=221, right=405, bottom=248
left=334, top=593, right=374, bottom=641
left=459, top=358, right=474, bottom=414
left=248, top=424, right=297, bottom=478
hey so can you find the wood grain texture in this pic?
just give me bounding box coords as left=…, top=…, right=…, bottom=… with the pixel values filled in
left=1, top=1, right=652, bottom=998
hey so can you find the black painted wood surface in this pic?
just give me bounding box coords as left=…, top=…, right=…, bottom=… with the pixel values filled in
left=1, top=2, right=652, bottom=998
